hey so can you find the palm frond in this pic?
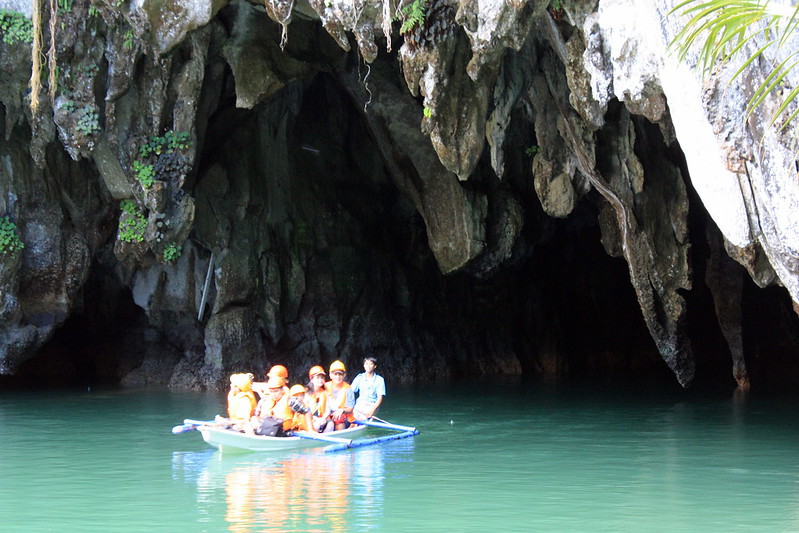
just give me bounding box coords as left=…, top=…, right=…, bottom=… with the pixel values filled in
left=669, top=0, right=799, bottom=130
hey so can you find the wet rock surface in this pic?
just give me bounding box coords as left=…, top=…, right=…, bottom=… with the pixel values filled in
left=1, top=0, right=798, bottom=390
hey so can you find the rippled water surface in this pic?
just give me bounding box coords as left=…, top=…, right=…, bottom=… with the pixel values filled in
left=2, top=379, right=799, bottom=532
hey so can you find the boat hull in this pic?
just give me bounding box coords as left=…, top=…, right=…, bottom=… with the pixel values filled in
left=199, top=425, right=368, bottom=453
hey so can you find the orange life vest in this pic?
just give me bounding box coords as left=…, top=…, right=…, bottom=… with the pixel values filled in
left=267, top=394, right=296, bottom=431
left=325, top=381, right=354, bottom=423
left=228, top=390, right=257, bottom=420
left=310, top=388, right=329, bottom=419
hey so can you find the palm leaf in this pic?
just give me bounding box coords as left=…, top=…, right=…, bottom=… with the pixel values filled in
left=746, top=54, right=799, bottom=114
left=670, top=0, right=799, bottom=130
left=771, top=82, right=799, bottom=129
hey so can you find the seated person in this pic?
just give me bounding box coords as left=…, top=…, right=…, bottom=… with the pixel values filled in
left=248, top=377, right=311, bottom=436
left=253, top=364, right=289, bottom=397
left=307, top=365, right=334, bottom=433
left=325, top=360, right=355, bottom=430
left=215, top=373, right=257, bottom=430
left=351, top=357, right=386, bottom=420
left=286, top=384, right=313, bottom=432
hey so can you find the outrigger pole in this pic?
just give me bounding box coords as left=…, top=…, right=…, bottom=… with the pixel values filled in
left=322, top=419, right=420, bottom=453
left=324, top=429, right=420, bottom=453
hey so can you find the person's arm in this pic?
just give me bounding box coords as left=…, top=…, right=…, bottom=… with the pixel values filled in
left=343, top=388, right=355, bottom=414
left=365, top=376, right=386, bottom=417
left=364, top=395, right=383, bottom=418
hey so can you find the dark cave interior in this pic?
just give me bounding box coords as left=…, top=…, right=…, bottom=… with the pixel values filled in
left=4, top=37, right=799, bottom=392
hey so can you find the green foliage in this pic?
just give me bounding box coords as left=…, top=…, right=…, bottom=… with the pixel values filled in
left=76, top=106, right=100, bottom=135
left=0, top=10, right=33, bottom=45
left=139, top=131, right=191, bottom=158
left=163, top=243, right=182, bottom=263
left=123, top=29, right=134, bottom=50
left=118, top=200, right=147, bottom=243
left=62, top=99, right=76, bottom=113
left=670, top=0, right=799, bottom=129
left=120, top=199, right=136, bottom=215
left=80, top=64, right=99, bottom=76
left=525, top=145, right=540, bottom=157
left=58, top=0, right=73, bottom=14
left=0, top=216, right=24, bottom=257
left=423, top=106, right=432, bottom=118
left=132, top=160, right=155, bottom=188
left=397, top=0, right=427, bottom=34
left=88, top=5, right=99, bottom=17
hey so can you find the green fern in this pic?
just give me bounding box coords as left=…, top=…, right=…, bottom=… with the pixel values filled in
left=398, top=0, right=427, bottom=34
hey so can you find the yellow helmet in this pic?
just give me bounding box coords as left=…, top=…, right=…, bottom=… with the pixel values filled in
left=289, top=384, right=307, bottom=396
left=230, top=373, right=253, bottom=392
left=329, top=360, right=346, bottom=373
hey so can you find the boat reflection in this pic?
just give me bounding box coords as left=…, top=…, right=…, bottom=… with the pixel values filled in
left=172, top=438, right=415, bottom=531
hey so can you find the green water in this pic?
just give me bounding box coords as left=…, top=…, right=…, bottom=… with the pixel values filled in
left=2, top=379, right=799, bottom=532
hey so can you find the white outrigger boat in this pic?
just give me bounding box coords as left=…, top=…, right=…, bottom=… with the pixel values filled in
left=173, top=418, right=419, bottom=454
left=200, top=424, right=368, bottom=453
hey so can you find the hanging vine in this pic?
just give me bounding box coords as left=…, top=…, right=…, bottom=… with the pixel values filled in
left=29, top=0, right=58, bottom=114
left=29, top=0, right=43, bottom=113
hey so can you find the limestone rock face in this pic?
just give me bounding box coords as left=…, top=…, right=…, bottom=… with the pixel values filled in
left=1, top=0, right=798, bottom=388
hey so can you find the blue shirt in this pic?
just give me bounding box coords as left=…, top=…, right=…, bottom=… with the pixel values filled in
left=351, top=373, right=386, bottom=404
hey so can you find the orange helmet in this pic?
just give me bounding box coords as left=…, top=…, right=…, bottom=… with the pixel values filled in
left=329, top=360, right=346, bottom=373
left=267, top=365, right=288, bottom=386
left=289, top=384, right=307, bottom=396
left=308, top=365, right=326, bottom=379
left=268, top=365, right=288, bottom=378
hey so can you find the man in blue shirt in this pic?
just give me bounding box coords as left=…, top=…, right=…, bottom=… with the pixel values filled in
left=351, top=357, right=386, bottom=420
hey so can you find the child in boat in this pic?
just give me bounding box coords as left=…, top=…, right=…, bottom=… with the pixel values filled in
left=351, top=357, right=385, bottom=420
left=216, top=373, right=257, bottom=430
left=307, top=365, right=334, bottom=433
left=249, top=377, right=311, bottom=436
left=287, top=384, right=313, bottom=432
left=325, top=360, right=355, bottom=430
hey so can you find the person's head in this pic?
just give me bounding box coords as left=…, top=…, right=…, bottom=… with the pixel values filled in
left=230, top=373, right=253, bottom=392
left=308, top=365, right=327, bottom=389
left=289, top=384, right=307, bottom=397
left=267, top=365, right=289, bottom=387
left=329, top=360, right=346, bottom=383
left=265, top=376, right=285, bottom=399
left=363, top=357, right=377, bottom=373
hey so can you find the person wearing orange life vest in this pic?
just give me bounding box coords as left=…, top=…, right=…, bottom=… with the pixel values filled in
left=253, top=364, right=290, bottom=397
left=286, top=384, right=313, bottom=432
left=216, top=373, right=257, bottom=430
left=251, top=377, right=312, bottom=435
left=325, top=360, right=355, bottom=430
left=250, top=376, right=294, bottom=436
left=307, top=365, right=334, bottom=433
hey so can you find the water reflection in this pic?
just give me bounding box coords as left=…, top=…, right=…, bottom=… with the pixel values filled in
left=172, top=439, right=414, bottom=531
